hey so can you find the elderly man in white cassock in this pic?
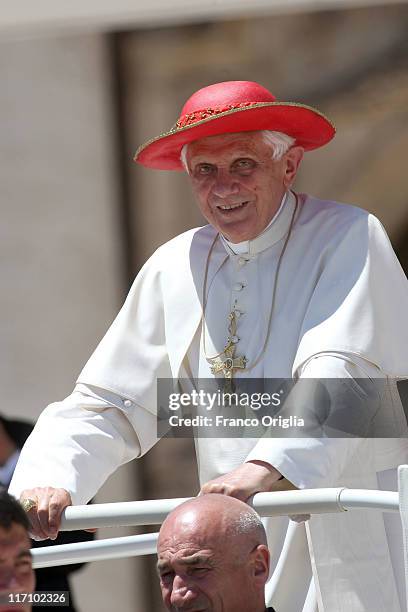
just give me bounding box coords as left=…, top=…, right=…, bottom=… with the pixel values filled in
left=9, top=81, right=408, bottom=612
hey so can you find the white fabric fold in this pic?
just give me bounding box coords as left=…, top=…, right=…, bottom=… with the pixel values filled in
left=9, top=390, right=152, bottom=505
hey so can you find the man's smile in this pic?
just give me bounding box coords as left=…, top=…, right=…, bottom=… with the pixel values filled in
left=216, top=201, right=249, bottom=213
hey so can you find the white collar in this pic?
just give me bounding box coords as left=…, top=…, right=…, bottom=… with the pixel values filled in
left=220, top=191, right=297, bottom=256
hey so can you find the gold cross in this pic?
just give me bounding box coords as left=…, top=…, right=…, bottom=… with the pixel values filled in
left=208, top=343, right=247, bottom=393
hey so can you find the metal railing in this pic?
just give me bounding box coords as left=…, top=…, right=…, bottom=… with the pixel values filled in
left=31, top=487, right=399, bottom=569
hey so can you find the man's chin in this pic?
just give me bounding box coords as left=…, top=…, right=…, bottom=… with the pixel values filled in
left=218, top=220, right=256, bottom=243
left=213, top=204, right=256, bottom=239
left=221, top=229, right=256, bottom=243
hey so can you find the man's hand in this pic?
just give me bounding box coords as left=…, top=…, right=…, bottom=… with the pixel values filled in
left=199, top=460, right=296, bottom=502
left=20, top=487, right=72, bottom=541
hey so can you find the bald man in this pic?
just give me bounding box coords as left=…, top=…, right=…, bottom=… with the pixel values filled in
left=157, top=494, right=275, bottom=612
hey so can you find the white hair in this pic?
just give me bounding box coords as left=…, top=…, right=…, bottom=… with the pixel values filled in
left=261, top=130, right=296, bottom=160
left=180, top=130, right=296, bottom=173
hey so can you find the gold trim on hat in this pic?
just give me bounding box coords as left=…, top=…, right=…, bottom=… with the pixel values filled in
left=134, top=101, right=336, bottom=160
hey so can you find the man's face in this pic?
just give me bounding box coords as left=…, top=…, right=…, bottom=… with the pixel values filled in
left=0, top=524, right=35, bottom=612
left=186, top=132, right=302, bottom=243
left=157, top=523, right=258, bottom=611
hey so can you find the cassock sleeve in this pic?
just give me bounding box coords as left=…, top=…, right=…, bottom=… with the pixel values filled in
left=8, top=386, right=158, bottom=505
left=9, top=239, right=184, bottom=505
left=245, top=353, right=379, bottom=488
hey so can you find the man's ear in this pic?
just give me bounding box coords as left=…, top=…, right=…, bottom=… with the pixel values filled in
left=250, top=544, right=270, bottom=584
left=283, top=145, right=304, bottom=188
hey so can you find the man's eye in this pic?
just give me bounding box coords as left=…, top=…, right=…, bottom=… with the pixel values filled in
left=195, top=164, right=214, bottom=176
left=234, top=159, right=255, bottom=172
left=16, top=561, right=32, bottom=572
left=160, top=571, right=174, bottom=583
left=190, top=567, right=210, bottom=575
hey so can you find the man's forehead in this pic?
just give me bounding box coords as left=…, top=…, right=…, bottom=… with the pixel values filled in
left=158, top=527, right=220, bottom=559
left=0, top=525, right=31, bottom=560
left=157, top=546, right=215, bottom=568
left=187, top=131, right=265, bottom=159
left=158, top=530, right=215, bottom=551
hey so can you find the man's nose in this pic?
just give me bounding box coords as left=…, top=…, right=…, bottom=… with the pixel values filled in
left=170, top=575, right=198, bottom=608
left=211, top=169, right=239, bottom=198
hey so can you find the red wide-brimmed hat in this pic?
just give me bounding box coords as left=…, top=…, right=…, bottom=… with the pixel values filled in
left=134, top=80, right=335, bottom=171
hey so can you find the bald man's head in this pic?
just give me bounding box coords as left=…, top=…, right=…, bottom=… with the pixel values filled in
left=157, top=495, right=269, bottom=611
left=160, top=495, right=267, bottom=559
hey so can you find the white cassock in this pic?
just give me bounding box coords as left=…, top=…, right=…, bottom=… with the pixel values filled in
left=9, top=191, right=408, bottom=611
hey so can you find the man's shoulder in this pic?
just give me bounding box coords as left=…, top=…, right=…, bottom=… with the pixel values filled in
left=151, top=224, right=216, bottom=265
left=298, top=193, right=382, bottom=242
left=299, top=193, right=370, bottom=225
left=160, top=224, right=215, bottom=248
left=132, top=225, right=216, bottom=289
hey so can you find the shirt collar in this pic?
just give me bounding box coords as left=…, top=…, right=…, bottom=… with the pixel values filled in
left=220, top=191, right=297, bottom=257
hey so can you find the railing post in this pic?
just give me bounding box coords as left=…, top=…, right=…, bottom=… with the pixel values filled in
left=398, top=465, right=408, bottom=612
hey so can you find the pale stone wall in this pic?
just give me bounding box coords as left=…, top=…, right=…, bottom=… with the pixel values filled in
left=0, top=33, right=146, bottom=612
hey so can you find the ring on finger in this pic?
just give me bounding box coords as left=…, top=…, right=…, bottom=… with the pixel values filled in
left=21, top=498, right=37, bottom=513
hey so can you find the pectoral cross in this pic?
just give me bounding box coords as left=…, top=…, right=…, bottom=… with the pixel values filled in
left=207, top=342, right=247, bottom=393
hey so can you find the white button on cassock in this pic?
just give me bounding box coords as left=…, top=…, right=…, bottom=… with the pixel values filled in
left=237, top=257, right=248, bottom=266
left=233, top=282, right=245, bottom=291
left=123, top=399, right=132, bottom=408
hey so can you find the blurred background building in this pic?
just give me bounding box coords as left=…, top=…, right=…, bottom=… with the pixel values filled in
left=1, top=0, right=407, bottom=609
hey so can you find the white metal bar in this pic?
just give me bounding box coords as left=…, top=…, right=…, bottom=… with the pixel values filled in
left=33, top=488, right=400, bottom=567
left=398, top=465, right=408, bottom=612
left=59, top=488, right=399, bottom=531
left=32, top=532, right=158, bottom=569
left=59, top=497, right=191, bottom=530
left=253, top=488, right=346, bottom=516
left=339, top=489, right=399, bottom=513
